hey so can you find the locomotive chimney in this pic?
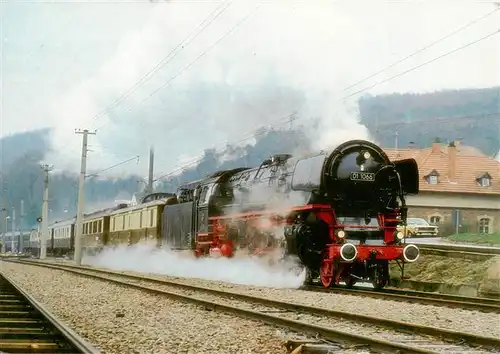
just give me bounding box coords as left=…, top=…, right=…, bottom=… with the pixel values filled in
left=448, top=141, right=457, bottom=182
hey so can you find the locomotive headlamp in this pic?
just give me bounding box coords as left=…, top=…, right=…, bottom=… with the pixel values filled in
left=336, top=230, right=346, bottom=238
left=395, top=231, right=404, bottom=240
left=403, top=244, right=420, bottom=263
left=356, top=150, right=371, bottom=166
left=340, top=243, right=357, bottom=262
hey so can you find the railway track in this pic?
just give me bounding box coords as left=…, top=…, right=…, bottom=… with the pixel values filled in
left=419, top=244, right=500, bottom=256
left=302, top=283, right=500, bottom=313
left=7, top=259, right=500, bottom=354
left=0, top=271, right=97, bottom=354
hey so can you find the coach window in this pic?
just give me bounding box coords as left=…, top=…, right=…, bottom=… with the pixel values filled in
left=98, top=220, right=102, bottom=232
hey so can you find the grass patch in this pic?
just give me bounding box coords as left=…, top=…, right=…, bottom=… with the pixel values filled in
left=389, top=255, right=493, bottom=285
left=444, top=233, right=500, bottom=245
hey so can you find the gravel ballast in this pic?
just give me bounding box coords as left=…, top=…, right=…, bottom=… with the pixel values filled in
left=0, top=261, right=316, bottom=354
left=111, top=268, right=500, bottom=339
left=66, top=268, right=496, bottom=353
left=28, top=258, right=500, bottom=338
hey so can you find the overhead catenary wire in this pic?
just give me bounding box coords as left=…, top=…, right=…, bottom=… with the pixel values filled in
left=56, top=5, right=499, bottom=187
left=342, top=6, right=500, bottom=93
left=54, top=1, right=233, bottom=157
left=153, top=112, right=500, bottom=183
left=86, top=155, right=140, bottom=179
left=95, top=2, right=260, bottom=132
left=341, top=29, right=500, bottom=100
left=67, top=155, right=143, bottom=190
left=152, top=26, right=500, bottom=182
left=153, top=112, right=296, bottom=181
left=90, top=0, right=233, bottom=124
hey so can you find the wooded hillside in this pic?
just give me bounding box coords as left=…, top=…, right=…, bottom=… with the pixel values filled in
left=359, top=86, right=499, bottom=156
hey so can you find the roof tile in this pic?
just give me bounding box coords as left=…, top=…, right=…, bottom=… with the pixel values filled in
left=384, top=143, right=500, bottom=195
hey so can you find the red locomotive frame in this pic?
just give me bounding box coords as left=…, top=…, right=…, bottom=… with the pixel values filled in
left=194, top=203, right=418, bottom=288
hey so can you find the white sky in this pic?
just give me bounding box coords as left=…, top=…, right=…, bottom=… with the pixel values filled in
left=1, top=0, right=499, bottom=178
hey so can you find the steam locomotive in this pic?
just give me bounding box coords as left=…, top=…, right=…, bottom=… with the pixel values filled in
left=165, top=139, right=420, bottom=288
left=29, top=139, right=420, bottom=289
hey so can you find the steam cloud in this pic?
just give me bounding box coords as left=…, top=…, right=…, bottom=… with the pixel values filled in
left=82, top=241, right=306, bottom=289
left=45, top=1, right=371, bottom=177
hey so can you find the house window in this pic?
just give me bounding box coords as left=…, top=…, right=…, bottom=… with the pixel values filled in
left=479, top=218, right=490, bottom=234
left=429, top=216, right=441, bottom=224
left=428, top=175, right=438, bottom=184
left=480, top=178, right=491, bottom=187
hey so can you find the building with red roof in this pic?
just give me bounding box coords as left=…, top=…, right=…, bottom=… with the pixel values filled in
left=384, top=139, right=499, bottom=236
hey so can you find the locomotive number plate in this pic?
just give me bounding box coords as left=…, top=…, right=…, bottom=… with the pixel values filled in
left=350, top=172, right=375, bottom=182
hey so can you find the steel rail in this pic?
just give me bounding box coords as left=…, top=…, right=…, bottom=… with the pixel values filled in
left=0, top=271, right=98, bottom=354
left=301, top=283, right=500, bottom=313
left=9, top=259, right=500, bottom=352
left=420, top=244, right=500, bottom=255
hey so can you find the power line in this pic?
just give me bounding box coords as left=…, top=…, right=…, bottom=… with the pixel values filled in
left=341, top=29, right=500, bottom=100
left=90, top=0, right=232, bottom=124
left=153, top=112, right=296, bottom=181
left=155, top=21, right=499, bottom=182
left=54, top=1, right=233, bottom=157
left=154, top=29, right=500, bottom=182
left=95, top=3, right=260, bottom=131
left=86, top=155, right=140, bottom=178
left=342, top=7, right=500, bottom=93
left=152, top=111, right=500, bottom=182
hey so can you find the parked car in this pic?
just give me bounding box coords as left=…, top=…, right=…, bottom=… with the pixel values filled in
left=397, top=218, right=439, bottom=237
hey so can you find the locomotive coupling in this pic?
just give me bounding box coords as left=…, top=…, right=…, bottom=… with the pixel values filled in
left=340, top=243, right=358, bottom=262
left=403, top=244, right=420, bottom=263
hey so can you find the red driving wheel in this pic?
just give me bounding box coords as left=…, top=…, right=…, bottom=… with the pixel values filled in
left=320, top=258, right=334, bottom=288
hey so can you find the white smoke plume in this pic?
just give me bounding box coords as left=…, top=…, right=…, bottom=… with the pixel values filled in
left=82, top=241, right=305, bottom=288
left=44, top=1, right=371, bottom=177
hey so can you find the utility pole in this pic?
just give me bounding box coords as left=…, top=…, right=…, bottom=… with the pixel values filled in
left=74, top=129, right=96, bottom=265
left=11, top=207, right=15, bottom=253
left=19, top=200, right=24, bottom=253
left=40, top=164, right=53, bottom=259
left=146, top=146, right=154, bottom=195
left=1, top=179, right=6, bottom=254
